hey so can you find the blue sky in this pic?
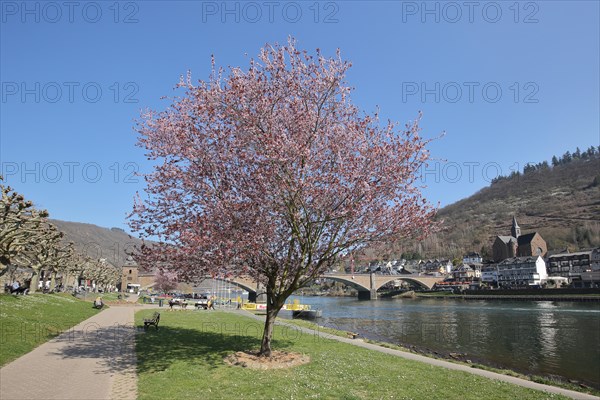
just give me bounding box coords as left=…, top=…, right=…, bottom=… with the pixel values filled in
left=1, top=1, right=599, bottom=233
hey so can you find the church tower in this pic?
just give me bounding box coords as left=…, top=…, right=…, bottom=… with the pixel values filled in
left=511, top=216, right=521, bottom=239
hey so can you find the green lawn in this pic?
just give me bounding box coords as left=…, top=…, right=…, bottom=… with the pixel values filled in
left=0, top=293, right=100, bottom=365
left=98, top=292, right=124, bottom=301
left=135, top=310, right=568, bottom=400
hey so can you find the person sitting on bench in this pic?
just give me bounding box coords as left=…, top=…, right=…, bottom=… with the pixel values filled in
left=93, top=297, right=104, bottom=309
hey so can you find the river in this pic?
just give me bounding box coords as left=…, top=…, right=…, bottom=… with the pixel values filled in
left=282, top=296, right=600, bottom=387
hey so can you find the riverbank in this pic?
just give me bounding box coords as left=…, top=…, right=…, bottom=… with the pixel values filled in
left=285, top=294, right=600, bottom=390
left=375, top=333, right=600, bottom=394
left=280, top=315, right=600, bottom=396
left=134, top=309, right=586, bottom=399
left=416, top=292, right=600, bottom=302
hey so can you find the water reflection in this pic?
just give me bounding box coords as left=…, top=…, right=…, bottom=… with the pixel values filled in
left=538, top=302, right=558, bottom=371
left=284, top=296, right=600, bottom=386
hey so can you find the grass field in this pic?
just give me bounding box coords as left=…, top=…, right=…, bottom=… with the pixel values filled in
left=0, top=293, right=100, bottom=366
left=135, top=310, right=568, bottom=400
left=98, top=292, right=124, bottom=301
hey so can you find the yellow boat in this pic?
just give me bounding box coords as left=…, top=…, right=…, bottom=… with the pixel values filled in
left=241, top=299, right=311, bottom=311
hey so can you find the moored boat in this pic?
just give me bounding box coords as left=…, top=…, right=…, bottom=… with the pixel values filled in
left=292, top=309, right=322, bottom=319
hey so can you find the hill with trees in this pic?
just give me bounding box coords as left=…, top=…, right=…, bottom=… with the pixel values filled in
left=358, top=146, right=600, bottom=262
left=49, top=219, right=143, bottom=268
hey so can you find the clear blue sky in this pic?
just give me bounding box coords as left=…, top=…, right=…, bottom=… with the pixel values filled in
left=1, top=1, right=599, bottom=233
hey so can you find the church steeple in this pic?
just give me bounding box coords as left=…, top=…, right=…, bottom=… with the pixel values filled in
left=511, top=216, right=521, bottom=238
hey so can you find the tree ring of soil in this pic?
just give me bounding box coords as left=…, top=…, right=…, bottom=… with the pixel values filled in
left=224, top=350, right=310, bottom=369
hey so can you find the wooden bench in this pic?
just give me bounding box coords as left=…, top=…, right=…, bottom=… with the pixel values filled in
left=143, top=312, right=160, bottom=330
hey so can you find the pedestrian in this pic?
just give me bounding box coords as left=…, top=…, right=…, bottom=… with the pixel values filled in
left=11, top=280, right=20, bottom=294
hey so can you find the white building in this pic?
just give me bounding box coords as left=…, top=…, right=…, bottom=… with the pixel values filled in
left=497, top=256, right=547, bottom=287
left=481, top=265, right=498, bottom=284
left=463, top=252, right=483, bottom=264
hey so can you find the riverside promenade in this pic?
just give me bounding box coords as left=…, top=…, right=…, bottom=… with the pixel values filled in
left=0, top=304, right=138, bottom=400
left=1, top=302, right=598, bottom=400
left=237, top=310, right=600, bottom=400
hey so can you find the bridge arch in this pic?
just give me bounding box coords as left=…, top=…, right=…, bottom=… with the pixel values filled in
left=373, top=276, right=434, bottom=291
left=216, top=279, right=255, bottom=294
left=318, top=276, right=371, bottom=292
left=213, top=277, right=264, bottom=302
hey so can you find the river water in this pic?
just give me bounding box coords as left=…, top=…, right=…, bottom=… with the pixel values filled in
left=282, top=296, right=600, bottom=387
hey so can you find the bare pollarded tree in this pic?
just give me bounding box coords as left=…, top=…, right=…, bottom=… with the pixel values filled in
left=1, top=177, right=50, bottom=279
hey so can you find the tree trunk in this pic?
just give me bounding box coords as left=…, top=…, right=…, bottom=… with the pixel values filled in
left=258, top=282, right=286, bottom=357
left=63, top=273, right=71, bottom=291
left=258, top=303, right=279, bottom=357
left=29, top=269, right=40, bottom=293
left=50, top=271, right=57, bottom=291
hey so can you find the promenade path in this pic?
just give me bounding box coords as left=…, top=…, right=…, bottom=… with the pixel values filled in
left=0, top=303, right=138, bottom=400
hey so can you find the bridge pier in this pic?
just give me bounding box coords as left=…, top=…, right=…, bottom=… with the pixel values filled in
left=247, top=291, right=266, bottom=303
left=357, top=289, right=378, bottom=300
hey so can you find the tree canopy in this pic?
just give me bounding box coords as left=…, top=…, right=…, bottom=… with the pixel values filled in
left=130, top=39, right=437, bottom=355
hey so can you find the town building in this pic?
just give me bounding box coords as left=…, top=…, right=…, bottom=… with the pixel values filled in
left=547, top=248, right=600, bottom=288
left=497, top=255, right=547, bottom=287
left=492, top=216, right=547, bottom=262
left=120, top=256, right=140, bottom=293
left=481, top=265, right=498, bottom=284
left=463, top=252, right=483, bottom=264
left=590, top=248, right=600, bottom=271
left=451, top=264, right=481, bottom=281
left=420, top=259, right=452, bottom=274
left=591, top=248, right=600, bottom=271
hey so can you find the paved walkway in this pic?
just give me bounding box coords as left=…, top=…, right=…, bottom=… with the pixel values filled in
left=237, top=310, right=599, bottom=400
left=0, top=306, right=138, bottom=400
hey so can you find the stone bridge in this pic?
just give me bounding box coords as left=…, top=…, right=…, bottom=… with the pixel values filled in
left=212, top=276, right=265, bottom=303
left=321, top=273, right=440, bottom=300
left=219, top=273, right=439, bottom=301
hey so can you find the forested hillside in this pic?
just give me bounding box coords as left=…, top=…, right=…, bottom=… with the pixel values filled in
left=359, top=148, right=600, bottom=261
left=50, top=220, right=143, bottom=267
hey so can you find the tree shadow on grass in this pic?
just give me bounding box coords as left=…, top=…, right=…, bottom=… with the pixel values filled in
left=50, top=311, right=295, bottom=375
left=135, top=316, right=295, bottom=373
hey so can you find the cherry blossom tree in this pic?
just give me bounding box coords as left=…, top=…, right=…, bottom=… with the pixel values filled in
left=153, top=269, right=178, bottom=293
left=130, top=38, right=437, bottom=356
